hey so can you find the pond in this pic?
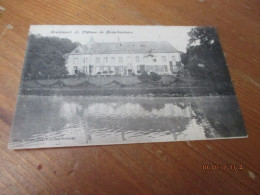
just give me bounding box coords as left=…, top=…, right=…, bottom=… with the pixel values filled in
left=8, top=95, right=247, bottom=149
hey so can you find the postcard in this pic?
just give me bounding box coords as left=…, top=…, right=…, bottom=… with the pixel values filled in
left=8, top=25, right=247, bottom=149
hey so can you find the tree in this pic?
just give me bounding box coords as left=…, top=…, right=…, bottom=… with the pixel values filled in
left=182, top=27, right=231, bottom=82
left=23, top=35, right=79, bottom=80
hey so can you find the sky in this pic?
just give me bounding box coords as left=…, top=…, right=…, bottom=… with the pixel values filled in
left=29, top=25, right=195, bottom=52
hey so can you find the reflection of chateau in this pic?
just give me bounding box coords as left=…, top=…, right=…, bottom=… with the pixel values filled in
left=60, top=98, right=193, bottom=140
left=64, top=38, right=183, bottom=76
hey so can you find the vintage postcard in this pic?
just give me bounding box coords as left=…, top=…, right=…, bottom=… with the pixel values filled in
left=8, top=25, right=247, bottom=149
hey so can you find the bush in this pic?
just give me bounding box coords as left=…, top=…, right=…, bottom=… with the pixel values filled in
left=150, top=72, right=161, bottom=81
left=137, top=72, right=150, bottom=83
left=77, top=72, right=86, bottom=77
left=137, top=71, right=161, bottom=83
left=176, top=61, right=182, bottom=67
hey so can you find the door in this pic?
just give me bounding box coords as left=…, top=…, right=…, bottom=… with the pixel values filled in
left=89, top=65, right=93, bottom=75
left=128, top=69, right=132, bottom=76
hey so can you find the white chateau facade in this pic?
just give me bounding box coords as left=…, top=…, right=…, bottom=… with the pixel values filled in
left=64, top=39, right=183, bottom=76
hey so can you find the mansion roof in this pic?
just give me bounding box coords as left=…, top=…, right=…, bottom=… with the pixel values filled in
left=69, top=41, right=178, bottom=55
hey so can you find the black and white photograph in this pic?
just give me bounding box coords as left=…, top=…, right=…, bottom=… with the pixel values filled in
left=8, top=25, right=247, bottom=149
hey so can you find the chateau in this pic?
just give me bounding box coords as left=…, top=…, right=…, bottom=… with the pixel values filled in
left=64, top=39, right=183, bottom=76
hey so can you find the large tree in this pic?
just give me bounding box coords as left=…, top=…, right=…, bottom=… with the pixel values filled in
left=23, top=35, right=79, bottom=80
left=182, top=27, right=232, bottom=82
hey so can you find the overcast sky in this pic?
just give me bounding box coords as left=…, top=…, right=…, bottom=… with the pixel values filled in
left=29, top=25, right=195, bottom=52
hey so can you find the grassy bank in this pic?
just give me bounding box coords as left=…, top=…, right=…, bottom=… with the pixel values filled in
left=20, top=86, right=235, bottom=97
left=19, top=76, right=235, bottom=97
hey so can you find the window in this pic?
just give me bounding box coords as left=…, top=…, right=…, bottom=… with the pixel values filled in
left=109, top=67, right=114, bottom=73
left=157, top=66, right=164, bottom=72
left=162, top=56, right=166, bottom=62
left=119, top=57, right=123, bottom=63
left=103, top=67, right=108, bottom=73
left=85, top=58, right=88, bottom=63
left=73, top=58, right=78, bottom=64
left=136, top=56, right=140, bottom=63
left=96, top=67, right=100, bottom=73
left=96, top=57, right=100, bottom=63
left=115, top=67, right=121, bottom=75
left=140, top=65, right=145, bottom=73
left=104, top=57, right=108, bottom=63
left=164, top=65, right=168, bottom=72
left=153, top=58, right=157, bottom=62
left=146, top=65, right=152, bottom=72
left=155, top=65, right=159, bottom=72
left=172, top=56, right=176, bottom=61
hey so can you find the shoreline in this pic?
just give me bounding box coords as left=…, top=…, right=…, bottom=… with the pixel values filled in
left=20, top=86, right=235, bottom=97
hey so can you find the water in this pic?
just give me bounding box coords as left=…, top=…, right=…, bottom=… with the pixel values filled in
left=8, top=95, right=247, bottom=149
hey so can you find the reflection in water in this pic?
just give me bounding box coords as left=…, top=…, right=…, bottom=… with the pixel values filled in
left=9, top=95, right=246, bottom=149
